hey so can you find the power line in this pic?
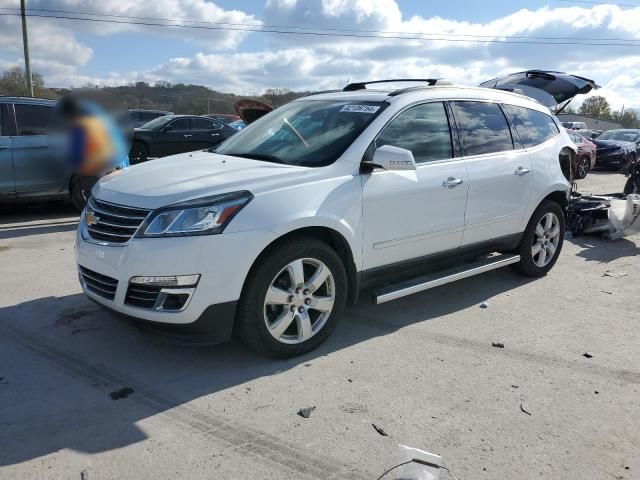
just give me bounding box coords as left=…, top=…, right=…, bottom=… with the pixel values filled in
left=557, top=0, right=640, bottom=7
left=1, top=6, right=640, bottom=43
left=0, top=11, right=639, bottom=47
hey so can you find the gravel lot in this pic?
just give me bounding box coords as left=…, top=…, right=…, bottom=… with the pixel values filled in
left=1, top=171, right=638, bottom=480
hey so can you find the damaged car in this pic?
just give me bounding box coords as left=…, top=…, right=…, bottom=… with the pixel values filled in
left=76, top=72, right=594, bottom=358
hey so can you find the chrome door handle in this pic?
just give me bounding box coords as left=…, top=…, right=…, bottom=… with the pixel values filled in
left=210, top=133, right=220, bottom=137
left=515, top=167, right=531, bottom=176
left=183, top=134, right=193, bottom=138
left=442, top=177, right=463, bottom=188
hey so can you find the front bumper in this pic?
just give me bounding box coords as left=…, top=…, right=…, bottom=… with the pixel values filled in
left=596, top=151, right=634, bottom=168
left=76, top=222, right=277, bottom=340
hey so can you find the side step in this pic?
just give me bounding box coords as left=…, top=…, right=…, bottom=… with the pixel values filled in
left=374, top=253, right=520, bottom=304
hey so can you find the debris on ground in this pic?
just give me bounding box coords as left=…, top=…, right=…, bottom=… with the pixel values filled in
left=511, top=385, right=519, bottom=389
left=520, top=404, right=532, bottom=416
left=254, top=397, right=275, bottom=410
left=603, top=271, right=628, bottom=278
left=492, top=342, right=505, bottom=348
left=595, top=391, right=599, bottom=395
left=601, top=290, right=613, bottom=295
left=372, top=423, right=389, bottom=436
left=346, top=377, right=353, bottom=383
left=480, top=301, right=489, bottom=309
left=297, top=406, right=316, bottom=418
left=80, top=469, right=88, bottom=480
left=583, top=352, right=594, bottom=359
left=339, top=402, right=368, bottom=414
left=109, top=387, right=134, bottom=400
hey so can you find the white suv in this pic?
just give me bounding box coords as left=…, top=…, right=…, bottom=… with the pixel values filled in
left=76, top=77, right=583, bottom=358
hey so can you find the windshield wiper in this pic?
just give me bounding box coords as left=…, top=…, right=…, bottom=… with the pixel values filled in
left=224, top=152, right=287, bottom=164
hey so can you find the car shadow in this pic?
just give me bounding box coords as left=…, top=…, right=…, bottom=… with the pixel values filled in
left=566, top=234, right=640, bottom=263
left=0, top=268, right=533, bottom=468
left=0, top=203, right=78, bottom=240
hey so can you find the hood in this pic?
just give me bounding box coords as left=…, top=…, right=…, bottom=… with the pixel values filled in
left=592, top=138, right=636, bottom=152
left=234, top=99, right=273, bottom=124
left=93, top=150, right=312, bottom=209
left=479, top=70, right=598, bottom=107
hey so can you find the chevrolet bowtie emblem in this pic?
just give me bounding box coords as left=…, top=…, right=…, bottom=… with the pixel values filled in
left=85, top=210, right=99, bottom=226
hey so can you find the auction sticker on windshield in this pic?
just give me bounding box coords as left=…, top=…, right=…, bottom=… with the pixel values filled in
left=339, top=104, right=381, bottom=113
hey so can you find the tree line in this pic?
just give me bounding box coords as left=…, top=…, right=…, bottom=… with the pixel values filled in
left=1, top=67, right=638, bottom=127
left=565, top=95, right=640, bottom=129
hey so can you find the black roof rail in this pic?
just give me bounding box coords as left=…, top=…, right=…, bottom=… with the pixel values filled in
left=343, top=78, right=448, bottom=92
left=303, top=89, right=342, bottom=97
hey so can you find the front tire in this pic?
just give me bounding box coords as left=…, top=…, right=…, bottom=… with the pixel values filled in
left=512, top=200, right=565, bottom=277
left=235, top=237, right=347, bottom=358
left=69, top=176, right=93, bottom=211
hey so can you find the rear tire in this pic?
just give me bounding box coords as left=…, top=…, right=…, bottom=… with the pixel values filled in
left=129, top=141, right=148, bottom=164
left=575, top=157, right=590, bottom=179
left=235, top=237, right=347, bottom=358
left=512, top=200, right=565, bottom=277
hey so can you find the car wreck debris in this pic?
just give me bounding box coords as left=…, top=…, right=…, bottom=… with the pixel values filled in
left=297, top=406, right=316, bottom=418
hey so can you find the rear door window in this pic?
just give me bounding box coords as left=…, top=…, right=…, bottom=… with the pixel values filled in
left=193, top=118, right=222, bottom=131
left=453, top=101, right=513, bottom=156
left=504, top=105, right=559, bottom=148
left=376, top=102, right=453, bottom=164
left=168, top=118, right=192, bottom=131
left=14, top=104, right=51, bottom=136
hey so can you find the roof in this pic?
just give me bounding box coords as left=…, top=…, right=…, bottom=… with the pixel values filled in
left=295, top=85, right=551, bottom=112
left=0, top=96, right=57, bottom=105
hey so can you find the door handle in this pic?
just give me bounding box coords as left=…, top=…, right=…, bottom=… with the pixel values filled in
left=0, top=145, right=10, bottom=150
left=442, top=177, right=463, bottom=188
left=210, top=133, right=220, bottom=137
left=183, top=134, right=193, bottom=138
left=515, top=167, right=531, bottom=176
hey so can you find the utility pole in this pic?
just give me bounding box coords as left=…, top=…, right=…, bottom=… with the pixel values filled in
left=20, top=0, right=34, bottom=97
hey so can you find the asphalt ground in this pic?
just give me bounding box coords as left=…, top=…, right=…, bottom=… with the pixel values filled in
left=0, top=170, right=638, bottom=480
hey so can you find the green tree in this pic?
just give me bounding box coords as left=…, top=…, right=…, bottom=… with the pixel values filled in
left=611, top=108, right=640, bottom=129
left=578, top=95, right=611, bottom=119
left=0, top=66, right=57, bottom=99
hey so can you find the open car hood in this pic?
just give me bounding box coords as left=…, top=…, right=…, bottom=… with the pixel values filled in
left=234, top=99, right=273, bottom=125
left=479, top=70, right=599, bottom=108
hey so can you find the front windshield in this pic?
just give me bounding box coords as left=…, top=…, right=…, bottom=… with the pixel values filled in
left=598, top=130, right=640, bottom=142
left=215, top=100, right=387, bottom=167
left=139, top=116, right=171, bottom=130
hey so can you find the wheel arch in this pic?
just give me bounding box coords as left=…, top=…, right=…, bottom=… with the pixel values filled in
left=243, top=226, right=360, bottom=306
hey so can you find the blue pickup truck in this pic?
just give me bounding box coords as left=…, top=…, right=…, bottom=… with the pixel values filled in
left=0, top=96, right=90, bottom=210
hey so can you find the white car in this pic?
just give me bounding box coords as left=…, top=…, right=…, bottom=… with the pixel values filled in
left=76, top=74, right=592, bottom=358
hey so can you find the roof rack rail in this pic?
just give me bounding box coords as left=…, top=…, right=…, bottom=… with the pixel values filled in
left=303, top=89, right=342, bottom=97
left=343, top=78, right=450, bottom=92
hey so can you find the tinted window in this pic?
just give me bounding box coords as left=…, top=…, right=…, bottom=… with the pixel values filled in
left=453, top=101, right=513, bottom=156
left=193, top=118, right=221, bottom=131
left=168, top=118, right=191, bottom=130
left=14, top=104, right=51, bottom=136
left=0, top=107, right=3, bottom=136
left=505, top=105, right=559, bottom=148
left=376, top=102, right=452, bottom=163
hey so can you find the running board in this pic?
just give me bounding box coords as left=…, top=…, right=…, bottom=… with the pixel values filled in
left=374, top=253, right=521, bottom=304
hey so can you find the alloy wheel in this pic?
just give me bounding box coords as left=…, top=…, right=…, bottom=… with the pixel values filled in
left=263, top=258, right=335, bottom=344
left=577, top=158, right=589, bottom=178
left=531, top=212, right=561, bottom=267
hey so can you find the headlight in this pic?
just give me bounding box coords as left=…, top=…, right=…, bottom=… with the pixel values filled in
left=137, top=191, right=252, bottom=238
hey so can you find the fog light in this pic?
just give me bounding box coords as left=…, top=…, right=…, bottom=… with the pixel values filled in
left=129, top=274, right=200, bottom=287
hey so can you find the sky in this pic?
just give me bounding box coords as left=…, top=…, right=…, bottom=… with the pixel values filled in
left=1, top=0, right=640, bottom=109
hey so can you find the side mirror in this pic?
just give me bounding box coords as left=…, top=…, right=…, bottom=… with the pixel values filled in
left=370, top=145, right=417, bottom=171
left=162, top=125, right=174, bottom=132
left=591, top=133, right=598, bottom=139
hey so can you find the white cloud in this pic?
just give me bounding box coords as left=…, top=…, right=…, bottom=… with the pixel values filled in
left=28, top=0, right=260, bottom=49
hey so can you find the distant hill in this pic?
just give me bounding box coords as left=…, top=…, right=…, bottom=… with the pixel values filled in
left=51, top=83, right=309, bottom=115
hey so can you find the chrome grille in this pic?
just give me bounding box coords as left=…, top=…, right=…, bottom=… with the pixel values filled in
left=79, top=266, right=118, bottom=301
left=85, top=197, right=150, bottom=244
